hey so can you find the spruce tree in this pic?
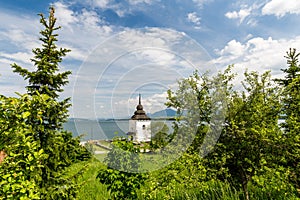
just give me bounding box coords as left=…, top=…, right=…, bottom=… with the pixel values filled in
left=12, top=7, right=71, bottom=99
left=275, top=48, right=300, bottom=192
left=11, top=7, right=71, bottom=145
left=276, top=48, right=300, bottom=129
left=10, top=7, right=90, bottom=197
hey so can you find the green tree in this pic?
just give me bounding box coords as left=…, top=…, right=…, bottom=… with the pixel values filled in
left=97, top=137, right=147, bottom=199
left=214, top=71, right=285, bottom=200
left=0, top=94, right=88, bottom=199
left=11, top=7, right=71, bottom=137
left=150, top=122, right=169, bottom=150
left=6, top=7, right=90, bottom=198
left=166, top=66, right=295, bottom=199
left=0, top=95, right=46, bottom=199
left=275, top=48, right=300, bottom=193
left=166, top=67, right=233, bottom=156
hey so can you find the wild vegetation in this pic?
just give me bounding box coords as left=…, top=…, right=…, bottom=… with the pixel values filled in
left=0, top=7, right=300, bottom=200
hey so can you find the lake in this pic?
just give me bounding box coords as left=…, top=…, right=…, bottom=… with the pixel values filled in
left=63, top=119, right=175, bottom=141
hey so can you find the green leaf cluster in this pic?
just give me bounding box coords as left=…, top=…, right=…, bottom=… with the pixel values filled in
left=97, top=138, right=147, bottom=199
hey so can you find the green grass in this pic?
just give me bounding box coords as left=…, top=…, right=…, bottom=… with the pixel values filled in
left=93, top=153, right=107, bottom=162
left=137, top=177, right=244, bottom=200
left=92, top=144, right=108, bottom=152
left=97, top=140, right=112, bottom=147
left=68, top=157, right=243, bottom=200
left=67, top=156, right=300, bottom=200
left=66, top=158, right=110, bottom=200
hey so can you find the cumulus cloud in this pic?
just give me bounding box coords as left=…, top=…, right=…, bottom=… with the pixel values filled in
left=115, top=91, right=168, bottom=118
left=262, top=0, right=300, bottom=17
left=92, top=0, right=111, bottom=9
left=50, top=3, right=115, bottom=61
left=71, top=28, right=211, bottom=118
left=187, top=12, right=201, bottom=29
left=53, top=2, right=78, bottom=28
left=225, top=8, right=251, bottom=24
left=0, top=3, right=116, bottom=101
left=213, top=36, right=300, bottom=80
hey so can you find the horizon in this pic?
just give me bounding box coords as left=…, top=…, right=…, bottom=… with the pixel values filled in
left=67, top=107, right=177, bottom=120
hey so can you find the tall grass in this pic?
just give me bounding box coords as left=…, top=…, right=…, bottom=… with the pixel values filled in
left=138, top=180, right=243, bottom=200
left=66, top=158, right=299, bottom=200
left=65, top=158, right=110, bottom=200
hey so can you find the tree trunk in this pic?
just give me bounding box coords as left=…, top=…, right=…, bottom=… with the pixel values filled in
left=242, top=179, right=249, bottom=200
left=0, top=150, right=7, bottom=164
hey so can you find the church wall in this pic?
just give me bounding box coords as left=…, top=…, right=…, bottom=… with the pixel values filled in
left=129, top=120, right=136, bottom=133
left=136, top=120, right=151, bottom=142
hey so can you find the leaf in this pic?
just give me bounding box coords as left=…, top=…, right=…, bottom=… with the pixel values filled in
left=22, top=111, right=31, bottom=119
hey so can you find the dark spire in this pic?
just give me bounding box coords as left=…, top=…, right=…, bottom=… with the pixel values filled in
left=139, top=93, right=141, bottom=105
left=131, top=94, right=151, bottom=120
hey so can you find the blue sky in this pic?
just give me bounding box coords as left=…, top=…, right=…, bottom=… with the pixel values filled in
left=1, top=0, right=300, bottom=119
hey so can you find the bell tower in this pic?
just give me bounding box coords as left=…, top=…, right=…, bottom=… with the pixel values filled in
left=128, top=94, right=151, bottom=142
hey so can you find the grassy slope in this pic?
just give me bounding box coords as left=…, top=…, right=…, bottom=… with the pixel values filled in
left=67, top=156, right=299, bottom=200
left=66, top=158, right=110, bottom=200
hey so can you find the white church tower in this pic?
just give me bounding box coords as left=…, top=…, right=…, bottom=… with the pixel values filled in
left=128, top=94, right=151, bottom=142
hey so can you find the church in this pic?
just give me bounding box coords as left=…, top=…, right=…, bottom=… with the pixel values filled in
left=127, top=94, right=151, bottom=142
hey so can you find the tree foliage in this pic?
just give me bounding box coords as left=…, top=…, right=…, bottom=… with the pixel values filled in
left=0, top=7, right=90, bottom=199
left=165, top=64, right=299, bottom=199
left=275, top=48, right=300, bottom=191
left=97, top=138, right=147, bottom=199
left=150, top=122, right=170, bottom=150
left=212, top=70, right=284, bottom=199
left=0, top=95, right=46, bottom=199
left=12, top=7, right=71, bottom=100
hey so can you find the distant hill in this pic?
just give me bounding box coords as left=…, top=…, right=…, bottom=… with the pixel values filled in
left=149, top=108, right=177, bottom=118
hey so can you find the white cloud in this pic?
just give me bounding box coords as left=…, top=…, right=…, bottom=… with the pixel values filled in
left=0, top=52, right=33, bottom=65
left=71, top=28, right=211, bottom=118
left=115, top=91, right=168, bottom=118
left=53, top=2, right=78, bottom=28
left=92, top=0, right=111, bottom=9
left=50, top=3, right=115, bottom=61
left=0, top=3, right=116, bottom=103
left=192, top=0, right=212, bottom=8
left=225, top=8, right=251, bottom=24
left=0, top=28, right=40, bottom=51
left=187, top=12, right=201, bottom=29
left=213, top=36, right=300, bottom=80
left=127, top=0, right=158, bottom=5
left=262, top=0, right=300, bottom=17
left=217, top=40, right=246, bottom=62
left=72, top=0, right=111, bottom=10
left=76, top=0, right=157, bottom=17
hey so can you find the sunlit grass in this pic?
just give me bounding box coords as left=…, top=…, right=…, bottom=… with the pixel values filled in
left=66, top=157, right=110, bottom=200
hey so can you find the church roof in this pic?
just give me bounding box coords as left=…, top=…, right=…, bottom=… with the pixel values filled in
left=131, top=94, right=151, bottom=120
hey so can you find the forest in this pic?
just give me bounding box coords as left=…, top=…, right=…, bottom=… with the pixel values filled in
left=0, top=7, right=300, bottom=200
